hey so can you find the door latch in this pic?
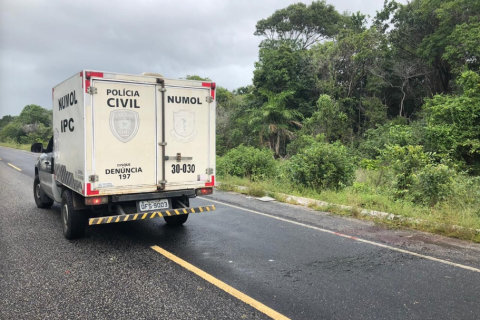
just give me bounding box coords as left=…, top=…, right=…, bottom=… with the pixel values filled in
left=165, top=153, right=193, bottom=162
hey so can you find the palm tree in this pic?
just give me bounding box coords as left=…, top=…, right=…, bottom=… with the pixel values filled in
left=249, top=90, right=302, bottom=158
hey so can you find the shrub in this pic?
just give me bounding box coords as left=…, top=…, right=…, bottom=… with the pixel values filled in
left=216, top=145, right=276, bottom=181
left=409, top=164, right=456, bottom=206
left=286, top=134, right=316, bottom=156
left=379, top=145, right=433, bottom=197
left=358, top=122, right=423, bottom=159
left=287, top=141, right=355, bottom=190
left=449, top=175, right=480, bottom=212
left=423, top=70, right=480, bottom=172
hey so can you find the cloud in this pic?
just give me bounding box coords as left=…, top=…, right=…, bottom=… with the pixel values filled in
left=0, top=0, right=391, bottom=117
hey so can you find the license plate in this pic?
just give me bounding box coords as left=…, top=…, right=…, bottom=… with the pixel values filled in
left=138, top=199, right=169, bottom=212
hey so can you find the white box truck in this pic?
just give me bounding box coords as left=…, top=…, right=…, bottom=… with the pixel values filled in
left=31, top=70, right=216, bottom=239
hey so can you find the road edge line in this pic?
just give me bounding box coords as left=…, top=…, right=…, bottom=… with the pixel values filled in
left=199, top=197, right=480, bottom=274
left=151, top=245, right=290, bottom=320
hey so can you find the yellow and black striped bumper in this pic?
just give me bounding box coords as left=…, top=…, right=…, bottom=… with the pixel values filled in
left=88, top=205, right=216, bottom=225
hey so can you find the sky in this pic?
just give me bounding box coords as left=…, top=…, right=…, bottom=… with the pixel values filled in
left=0, top=0, right=391, bottom=117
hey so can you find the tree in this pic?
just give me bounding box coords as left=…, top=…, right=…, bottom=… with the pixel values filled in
left=370, top=59, right=427, bottom=117
left=17, top=104, right=51, bottom=127
left=424, top=70, right=480, bottom=172
left=216, top=88, right=257, bottom=155
left=379, top=0, right=480, bottom=94
left=253, top=43, right=317, bottom=116
left=444, top=22, right=480, bottom=73
left=303, top=95, right=349, bottom=143
left=0, top=115, right=15, bottom=130
left=0, top=105, right=52, bottom=144
left=311, top=26, right=388, bottom=134
left=254, top=1, right=342, bottom=50
left=249, top=90, right=302, bottom=158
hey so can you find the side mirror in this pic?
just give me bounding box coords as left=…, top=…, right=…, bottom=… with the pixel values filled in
left=31, top=142, right=44, bottom=153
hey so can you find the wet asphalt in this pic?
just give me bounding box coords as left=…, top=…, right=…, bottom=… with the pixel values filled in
left=1, top=146, right=480, bottom=320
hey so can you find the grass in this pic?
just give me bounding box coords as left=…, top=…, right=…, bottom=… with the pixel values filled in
left=218, top=173, right=480, bottom=242
left=0, top=142, right=31, bottom=151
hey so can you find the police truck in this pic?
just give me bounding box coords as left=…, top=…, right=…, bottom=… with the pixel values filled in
left=32, top=70, right=216, bottom=239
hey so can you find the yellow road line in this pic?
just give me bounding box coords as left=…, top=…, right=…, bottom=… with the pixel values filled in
left=151, top=245, right=290, bottom=320
left=7, top=163, right=21, bottom=171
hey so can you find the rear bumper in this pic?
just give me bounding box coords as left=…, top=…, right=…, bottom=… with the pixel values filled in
left=88, top=205, right=216, bottom=225
left=111, top=189, right=196, bottom=202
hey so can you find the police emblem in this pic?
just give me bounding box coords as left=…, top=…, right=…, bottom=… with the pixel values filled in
left=109, top=110, right=140, bottom=143
left=171, top=110, right=197, bottom=143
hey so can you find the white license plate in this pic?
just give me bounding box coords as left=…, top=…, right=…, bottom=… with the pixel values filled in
left=138, top=199, right=169, bottom=212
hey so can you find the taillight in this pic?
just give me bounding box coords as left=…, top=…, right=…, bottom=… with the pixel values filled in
left=196, top=188, right=213, bottom=196
left=85, top=196, right=108, bottom=205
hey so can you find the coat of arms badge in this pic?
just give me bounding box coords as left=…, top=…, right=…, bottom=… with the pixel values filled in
left=171, top=110, right=197, bottom=143
left=109, top=110, right=140, bottom=143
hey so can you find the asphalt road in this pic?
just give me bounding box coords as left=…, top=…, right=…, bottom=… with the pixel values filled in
left=1, top=145, right=480, bottom=320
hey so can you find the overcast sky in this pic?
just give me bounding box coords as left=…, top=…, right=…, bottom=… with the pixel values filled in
left=0, top=0, right=391, bottom=117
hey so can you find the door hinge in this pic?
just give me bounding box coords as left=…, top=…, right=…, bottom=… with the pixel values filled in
left=88, top=86, right=97, bottom=95
left=206, top=168, right=214, bottom=175
left=206, top=96, right=214, bottom=103
left=89, top=175, right=99, bottom=183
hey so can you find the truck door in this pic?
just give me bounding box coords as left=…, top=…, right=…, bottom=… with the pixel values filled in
left=91, top=80, right=157, bottom=190
left=157, top=86, right=212, bottom=187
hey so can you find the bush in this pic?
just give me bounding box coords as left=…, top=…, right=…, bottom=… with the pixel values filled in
left=286, top=134, right=316, bottom=156
left=287, top=141, right=355, bottom=190
left=450, top=175, right=480, bottom=215
left=216, top=145, right=276, bottom=181
left=423, top=70, right=480, bottom=172
left=379, top=145, right=433, bottom=197
left=409, top=164, right=456, bottom=206
left=358, top=122, right=423, bottom=159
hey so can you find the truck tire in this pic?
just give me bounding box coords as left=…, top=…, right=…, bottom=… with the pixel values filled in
left=164, top=197, right=189, bottom=226
left=61, top=190, right=87, bottom=239
left=33, top=175, right=54, bottom=209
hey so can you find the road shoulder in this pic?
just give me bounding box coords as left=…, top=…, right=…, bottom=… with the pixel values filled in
left=204, top=190, right=480, bottom=269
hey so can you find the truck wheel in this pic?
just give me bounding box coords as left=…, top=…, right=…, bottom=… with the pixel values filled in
left=61, top=190, right=87, bottom=239
left=33, top=175, right=54, bottom=209
left=164, top=197, right=189, bottom=226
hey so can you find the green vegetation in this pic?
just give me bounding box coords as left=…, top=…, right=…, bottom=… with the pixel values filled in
left=216, top=146, right=277, bottom=181
left=288, top=140, right=355, bottom=190
left=0, top=104, right=52, bottom=149
left=215, top=0, right=480, bottom=240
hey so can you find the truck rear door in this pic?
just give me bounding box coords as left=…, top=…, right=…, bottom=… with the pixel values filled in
left=160, top=86, right=212, bottom=188
left=91, top=80, right=157, bottom=190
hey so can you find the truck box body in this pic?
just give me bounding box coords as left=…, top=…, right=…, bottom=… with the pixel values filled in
left=52, top=71, right=215, bottom=197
